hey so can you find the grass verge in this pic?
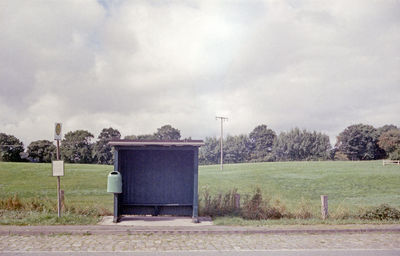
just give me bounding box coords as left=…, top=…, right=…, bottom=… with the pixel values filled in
left=0, top=194, right=110, bottom=225
left=0, top=210, right=100, bottom=225
left=213, top=216, right=400, bottom=226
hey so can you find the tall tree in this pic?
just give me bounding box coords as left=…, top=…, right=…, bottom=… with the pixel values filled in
left=60, top=130, right=94, bottom=163
left=137, top=134, right=157, bottom=140
left=309, top=131, right=332, bottom=160
left=125, top=134, right=157, bottom=140
left=0, top=133, right=24, bottom=162
left=377, top=124, right=398, bottom=136
left=224, top=134, right=251, bottom=163
left=249, top=124, right=276, bottom=162
left=154, top=125, right=181, bottom=140
left=199, top=137, right=220, bottom=165
left=336, top=124, right=384, bottom=160
left=378, top=129, right=400, bottom=160
left=273, top=128, right=331, bottom=161
left=93, top=127, right=121, bottom=165
left=27, top=140, right=56, bottom=163
left=124, top=135, right=138, bottom=140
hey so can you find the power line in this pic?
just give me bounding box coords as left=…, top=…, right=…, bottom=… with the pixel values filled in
left=215, top=116, right=228, bottom=170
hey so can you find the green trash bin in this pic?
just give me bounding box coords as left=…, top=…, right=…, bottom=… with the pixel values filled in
left=107, top=171, right=122, bottom=193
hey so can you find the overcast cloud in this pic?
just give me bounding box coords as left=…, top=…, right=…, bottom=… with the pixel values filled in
left=0, top=0, right=399, bottom=146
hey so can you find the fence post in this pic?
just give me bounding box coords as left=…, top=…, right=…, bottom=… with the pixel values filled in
left=234, top=194, right=240, bottom=210
left=321, top=195, right=328, bottom=219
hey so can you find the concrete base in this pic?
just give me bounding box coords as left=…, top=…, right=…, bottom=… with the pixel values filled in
left=99, top=216, right=213, bottom=227
left=113, top=216, right=120, bottom=223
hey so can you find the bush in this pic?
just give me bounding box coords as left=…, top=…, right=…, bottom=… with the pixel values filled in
left=200, top=187, right=284, bottom=220
left=331, top=204, right=353, bottom=219
left=24, top=197, right=56, bottom=212
left=0, top=194, right=57, bottom=212
left=0, top=194, right=111, bottom=217
left=334, top=151, right=349, bottom=161
left=360, top=204, right=400, bottom=220
left=293, top=197, right=313, bottom=219
left=65, top=205, right=111, bottom=217
left=389, top=149, right=400, bottom=160
left=0, top=194, right=23, bottom=210
left=241, top=188, right=282, bottom=220
left=200, top=187, right=239, bottom=217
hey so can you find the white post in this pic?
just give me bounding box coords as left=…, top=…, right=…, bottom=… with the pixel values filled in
left=321, top=195, right=328, bottom=219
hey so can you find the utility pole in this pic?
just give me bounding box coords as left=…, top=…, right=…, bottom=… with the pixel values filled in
left=216, top=116, right=228, bottom=170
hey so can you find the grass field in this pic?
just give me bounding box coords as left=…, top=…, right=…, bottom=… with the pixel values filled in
left=0, top=160, right=399, bottom=224
left=200, top=161, right=400, bottom=212
left=0, top=162, right=112, bottom=209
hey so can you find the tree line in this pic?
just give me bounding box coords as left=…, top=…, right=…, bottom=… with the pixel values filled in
left=0, top=123, right=399, bottom=164
left=0, top=125, right=181, bottom=164
left=199, top=124, right=400, bottom=164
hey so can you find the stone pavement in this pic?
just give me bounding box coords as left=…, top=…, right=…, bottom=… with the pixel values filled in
left=1, top=222, right=400, bottom=235
left=1, top=232, right=399, bottom=252
left=1, top=221, right=400, bottom=252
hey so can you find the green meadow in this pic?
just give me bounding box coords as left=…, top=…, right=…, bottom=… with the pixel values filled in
left=0, top=160, right=399, bottom=224
left=0, top=162, right=113, bottom=209
left=200, top=161, right=400, bottom=211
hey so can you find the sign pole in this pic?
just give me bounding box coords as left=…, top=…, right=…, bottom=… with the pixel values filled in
left=54, top=123, right=63, bottom=218
left=56, top=139, right=61, bottom=217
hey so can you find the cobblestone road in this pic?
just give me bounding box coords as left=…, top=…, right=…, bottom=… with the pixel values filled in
left=1, top=233, right=399, bottom=252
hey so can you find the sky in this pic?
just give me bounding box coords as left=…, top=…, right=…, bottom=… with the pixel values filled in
left=0, top=0, right=399, bottom=147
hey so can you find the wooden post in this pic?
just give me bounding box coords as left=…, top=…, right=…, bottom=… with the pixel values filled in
left=60, top=190, right=65, bottom=211
left=321, top=195, right=328, bottom=219
left=57, top=177, right=61, bottom=217
left=234, top=194, right=240, bottom=210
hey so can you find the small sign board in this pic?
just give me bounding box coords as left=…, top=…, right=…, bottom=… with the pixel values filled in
left=52, top=160, right=64, bottom=176
left=54, top=123, right=62, bottom=140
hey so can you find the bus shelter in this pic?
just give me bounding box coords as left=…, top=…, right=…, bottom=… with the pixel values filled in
left=108, top=140, right=204, bottom=222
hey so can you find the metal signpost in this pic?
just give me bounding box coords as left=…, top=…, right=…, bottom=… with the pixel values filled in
left=53, top=123, right=63, bottom=217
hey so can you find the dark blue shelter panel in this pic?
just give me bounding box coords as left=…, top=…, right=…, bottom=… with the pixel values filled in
left=118, top=149, right=194, bottom=215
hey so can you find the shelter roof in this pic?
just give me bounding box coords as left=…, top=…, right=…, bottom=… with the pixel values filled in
left=108, top=140, right=204, bottom=147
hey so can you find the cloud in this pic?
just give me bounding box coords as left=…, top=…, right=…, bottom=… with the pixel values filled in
left=0, top=0, right=399, bottom=146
